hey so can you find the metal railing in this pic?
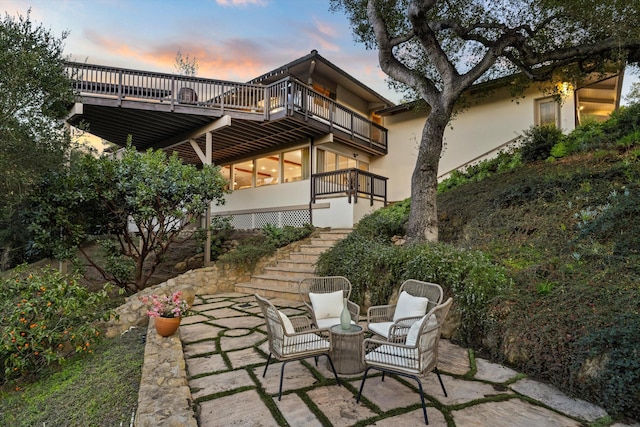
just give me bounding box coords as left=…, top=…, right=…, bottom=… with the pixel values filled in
left=311, top=168, right=387, bottom=206
left=65, top=62, right=388, bottom=152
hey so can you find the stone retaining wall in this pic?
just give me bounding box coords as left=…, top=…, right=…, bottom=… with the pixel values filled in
left=134, top=319, right=197, bottom=427
left=110, top=237, right=312, bottom=426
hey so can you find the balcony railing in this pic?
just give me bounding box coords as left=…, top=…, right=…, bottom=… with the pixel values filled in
left=312, top=168, right=387, bottom=206
left=64, top=62, right=387, bottom=153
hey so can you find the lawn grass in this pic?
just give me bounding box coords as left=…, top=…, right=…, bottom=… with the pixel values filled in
left=0, top=326, right=145, bottom=426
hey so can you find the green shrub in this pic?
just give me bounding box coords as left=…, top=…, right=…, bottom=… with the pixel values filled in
left=563, top=119, right=608, bottom=154
left=438, top=150, right=522, bottom=193
left=194, top=216, right=234, bottom=260
left=317, top=204, right=513, bottom=348
left=262, top=223, right=314, bottom=248
left=0, top=265, right=111, bottom=381
left=520, top=124, right=564, bottom=163
left=570, top=313, right=640, bottom=417
left=315, top=234, right=403, bottom=305
left=604, top=103, right=640, bottom=140
left=218, top=224, right=314, bottom=271
left=353, top=198, right=410, bottom=241
left=616, top=130, right=640, bottom=149
left=402, top=243, right=513, bottom=347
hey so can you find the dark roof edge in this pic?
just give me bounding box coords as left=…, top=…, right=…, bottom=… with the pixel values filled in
left=249, top=49, right=395, bottom=108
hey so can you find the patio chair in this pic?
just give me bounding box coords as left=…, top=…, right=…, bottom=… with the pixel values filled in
left=357, top=297, right=453, bottom=425
left=254, top=294, right=340, bottom=400
left=299, top=276, right=360, bottom=329
left=367, top=280, right=443, bottom=341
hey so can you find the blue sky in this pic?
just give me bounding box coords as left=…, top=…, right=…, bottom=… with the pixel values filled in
left=3, top=0, right=638, bottom=105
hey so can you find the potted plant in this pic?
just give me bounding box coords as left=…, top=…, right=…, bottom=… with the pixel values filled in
left=175, top=49, right=199, bottom=104
left=141, top=291, right=191, bottom=336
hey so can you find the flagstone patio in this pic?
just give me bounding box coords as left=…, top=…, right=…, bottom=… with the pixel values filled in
left=139, top=292, right=640, bottom=427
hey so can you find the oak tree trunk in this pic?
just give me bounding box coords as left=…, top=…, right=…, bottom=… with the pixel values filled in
left=406, top=107, right=450, bottom=243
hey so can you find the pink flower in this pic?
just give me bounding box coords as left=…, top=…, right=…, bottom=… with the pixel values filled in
left=140, top=291, right=190, bottom=318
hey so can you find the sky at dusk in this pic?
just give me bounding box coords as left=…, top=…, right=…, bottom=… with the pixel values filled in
left=3, top=0, right=639, bottom=105
left=4, top=0, right=401, bottom=101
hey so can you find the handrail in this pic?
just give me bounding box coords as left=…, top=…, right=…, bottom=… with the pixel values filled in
left=65, top=62, right=388, bottom=152
left=437, top=136, right=523, bottom=180
left=311, top=168, right=387, bottom=206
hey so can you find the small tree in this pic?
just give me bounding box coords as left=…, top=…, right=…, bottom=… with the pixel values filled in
left=174, top=49, right=198, bottom=76
left=28, top=144, right=229, bottom=293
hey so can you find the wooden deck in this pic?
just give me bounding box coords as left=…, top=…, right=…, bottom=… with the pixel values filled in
left=65, top=62, right=387, bottom=158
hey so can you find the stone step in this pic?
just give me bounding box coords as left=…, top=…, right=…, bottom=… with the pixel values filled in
left=263, top=265, right=316, bottom=278
left=308, top=238, right=339, bottom=248
left=235, top=281, right=300, bottom=301
left=297, top=244, right=328, bottom=255
left=250, top=274, right=308, bottom=287
left=234, top=228, right=352, bottom=300
left=269, top=259, right=313, bottom=270
left=288, top=252, right=320, bottom=262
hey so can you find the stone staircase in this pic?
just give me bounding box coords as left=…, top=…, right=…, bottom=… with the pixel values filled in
left=234, top=228, right=351, bottom=300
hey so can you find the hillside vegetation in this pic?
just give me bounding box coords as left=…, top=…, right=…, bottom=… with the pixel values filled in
left=317, top=104, right=640, bottom=420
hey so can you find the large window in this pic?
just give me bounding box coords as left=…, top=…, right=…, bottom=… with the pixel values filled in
left=225, top=147, right=309, bottom=190
left=535, top=97, right=560, bottom=127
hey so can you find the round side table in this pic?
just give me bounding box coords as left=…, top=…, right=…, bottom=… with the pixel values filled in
left=327, top=324, right=366, bottom=374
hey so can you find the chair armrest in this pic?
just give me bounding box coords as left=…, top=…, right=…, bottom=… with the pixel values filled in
left=347, top=300, right=360, bottom=322
left=289, top=315, right=313, bottom=332
left=367, top=304, right=395, bottom=324
left=387, top=315, right=422, bottom=343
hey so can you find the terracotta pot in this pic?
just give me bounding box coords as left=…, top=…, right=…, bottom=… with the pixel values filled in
left=154, top=316, right=181, bottom=337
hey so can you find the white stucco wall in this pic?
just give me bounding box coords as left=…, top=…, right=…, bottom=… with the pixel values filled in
left=312, top=197, right=384, bottom=228
left=372, top=86, right=578, bottom=203
left=210, top=180, right=310, bottom=214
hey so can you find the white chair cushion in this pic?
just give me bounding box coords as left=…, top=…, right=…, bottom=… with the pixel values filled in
left=393, top=291, right=429, bottom=322
left=365, top=344, right=419, bottom=370
left=278, top=310, right=295, bottom=334
left=309, top=290, right=344, bottom=320
left=316, top=317, right=356, bottom=329
left=405, top=314, right=438, bottom=346
left=282, top=333, right=330, bottom=354
left=368, top=321, right=394, bottom=338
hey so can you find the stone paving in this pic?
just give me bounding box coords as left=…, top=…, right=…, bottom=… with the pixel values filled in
left=179, top=292, right=638, bottom=427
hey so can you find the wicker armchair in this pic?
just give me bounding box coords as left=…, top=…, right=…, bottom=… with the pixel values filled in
left=367, top=280, right=443, bottom=341
left=299, top=276, right=360, bottom=329
left=357, top=298, right=453, bottom=425
left=255, top=294, right=340, bottom=400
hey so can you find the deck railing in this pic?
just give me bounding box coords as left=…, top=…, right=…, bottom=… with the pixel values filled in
left=311, top=168, right=387, bottom=206
left=65, top=62, right=387, bottom=152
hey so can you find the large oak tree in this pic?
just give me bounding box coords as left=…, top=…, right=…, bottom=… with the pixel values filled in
left=331, top=0, right=640, bottom=242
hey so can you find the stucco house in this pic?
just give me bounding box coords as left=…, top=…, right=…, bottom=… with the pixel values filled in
left=64, top=50, right=623, bottom=229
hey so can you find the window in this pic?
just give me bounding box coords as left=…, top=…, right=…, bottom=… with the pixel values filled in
left=220, top=165, right=232, bottom=190
left=225, top=147, right=310, bottom=190
left=317, top=148, right=368, bottom=172
left=535, top=97, right=560, bottom=127
left=233, top=160, right=254, bottom=190
left=256, top=156, right=280, bottom=187
left=283, top=148, right=309, bottom=182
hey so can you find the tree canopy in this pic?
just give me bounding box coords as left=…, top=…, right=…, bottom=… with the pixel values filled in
left=0, top=11, right=75, bottom=267
left=28, top=144, right=229, bottom=293
left=331, top=0, right=640, bottom=242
